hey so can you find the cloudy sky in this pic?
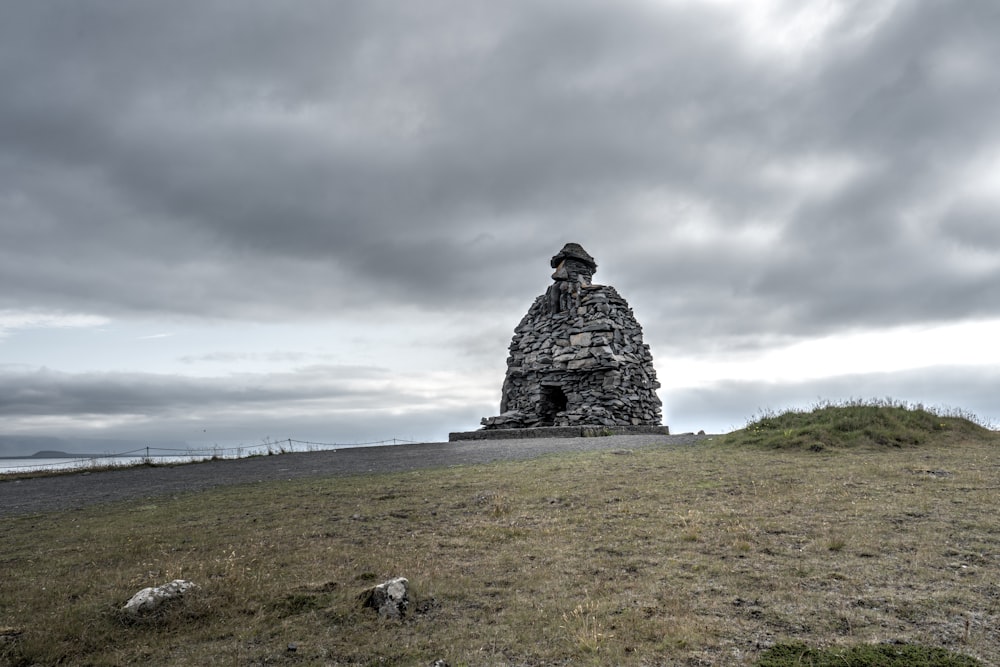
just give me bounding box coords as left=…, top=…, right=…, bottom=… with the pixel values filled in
left=2, top=0, right=999, bottom=454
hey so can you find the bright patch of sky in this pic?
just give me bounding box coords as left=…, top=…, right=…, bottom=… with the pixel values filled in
left=0, top=310, right=109, bottom=340
left=667, top=319, right=1000, bottom=387
left=0, top=309, right=497, bottom=379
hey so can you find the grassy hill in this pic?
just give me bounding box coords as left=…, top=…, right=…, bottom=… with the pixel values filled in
left=2, top=403, right=997, bottom=666
left=726, top=399, right=991, bottom=451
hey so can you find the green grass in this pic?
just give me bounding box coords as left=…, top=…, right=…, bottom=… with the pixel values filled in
left=2, top=404, right=998, bottom=666
left=757, top=642, right=983, bottom=666
left=727, top=399, right=991, bottom=451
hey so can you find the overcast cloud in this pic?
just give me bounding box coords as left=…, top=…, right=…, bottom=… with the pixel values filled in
left=2, top=1, right=999, bottom=454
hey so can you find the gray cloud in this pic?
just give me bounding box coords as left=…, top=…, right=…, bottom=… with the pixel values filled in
left=9, top=2, right=992, bottom=325
left=0, top=363, right=486, bottom=446
left=1, top=1, right=998, bottom=448
left=0, top=365, right=395, bottom=417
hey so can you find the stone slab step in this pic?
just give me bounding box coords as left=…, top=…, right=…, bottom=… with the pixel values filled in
left=449, top=424, right=670, bottom=441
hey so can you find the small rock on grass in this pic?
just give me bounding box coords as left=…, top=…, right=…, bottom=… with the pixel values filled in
left=122, top=579, right=198, bottom=618
left=358, top=577, right=411, bottom=618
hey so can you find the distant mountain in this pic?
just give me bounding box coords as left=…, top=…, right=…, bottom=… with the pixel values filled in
left=0, top=436, right=66, bottom=457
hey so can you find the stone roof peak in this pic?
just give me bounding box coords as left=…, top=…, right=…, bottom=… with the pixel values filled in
left=550, top=242, right=597, bottom=272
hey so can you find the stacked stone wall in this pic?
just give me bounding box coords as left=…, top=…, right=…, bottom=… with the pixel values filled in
left=482, top=284, right=662, bottom=429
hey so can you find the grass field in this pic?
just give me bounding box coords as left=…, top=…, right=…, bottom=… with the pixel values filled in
left=2, top=404, right=998, bottom=665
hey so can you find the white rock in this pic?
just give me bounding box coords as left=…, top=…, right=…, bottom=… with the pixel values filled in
left=122, top=579, right=197, bottom=617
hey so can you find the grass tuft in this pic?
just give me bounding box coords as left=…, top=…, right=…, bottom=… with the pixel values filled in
left=561, top=598, right=612, bottom=653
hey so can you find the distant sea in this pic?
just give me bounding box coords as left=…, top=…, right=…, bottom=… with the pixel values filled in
left=0, top=455, right=202, bottom=474
left=0, top=443, right=297, bottom=474
left=0, top=439, right=413, bottom=475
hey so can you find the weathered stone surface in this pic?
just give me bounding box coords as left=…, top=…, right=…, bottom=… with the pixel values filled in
left=451, top=424, right=666, bottom=441
left=482, top=243, right=663, bottom=430
left=359, top=577, right=411, bottom=618
left=122, top=579, right=197, bottom=617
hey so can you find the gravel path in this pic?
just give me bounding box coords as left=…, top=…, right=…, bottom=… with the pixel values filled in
left=0, top=433, right=713, bottom=518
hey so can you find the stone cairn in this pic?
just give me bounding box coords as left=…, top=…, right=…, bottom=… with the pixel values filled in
left=480, top=243, right=663, bottom=430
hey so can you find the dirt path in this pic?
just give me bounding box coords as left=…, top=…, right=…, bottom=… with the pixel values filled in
left=0, top=433, right=712, bottom=517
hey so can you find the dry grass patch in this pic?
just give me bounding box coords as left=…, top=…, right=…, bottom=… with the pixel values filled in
left=1, top=414, right=998, bottom=665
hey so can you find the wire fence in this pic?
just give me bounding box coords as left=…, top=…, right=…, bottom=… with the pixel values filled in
left=0, top=436, right=421, bottom=472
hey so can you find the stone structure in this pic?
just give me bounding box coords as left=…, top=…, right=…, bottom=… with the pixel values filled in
left=480, top=243, right=663, bottom=430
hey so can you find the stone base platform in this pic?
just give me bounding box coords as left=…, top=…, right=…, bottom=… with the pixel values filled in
left=448, top=424, right=670, bottom=442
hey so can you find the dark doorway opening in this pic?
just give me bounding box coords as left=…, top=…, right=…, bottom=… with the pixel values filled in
left=539, top=385, right=568, bottom=426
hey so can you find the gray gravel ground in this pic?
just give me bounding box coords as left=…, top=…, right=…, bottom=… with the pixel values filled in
left=0, top=433, right=714, bottom=517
